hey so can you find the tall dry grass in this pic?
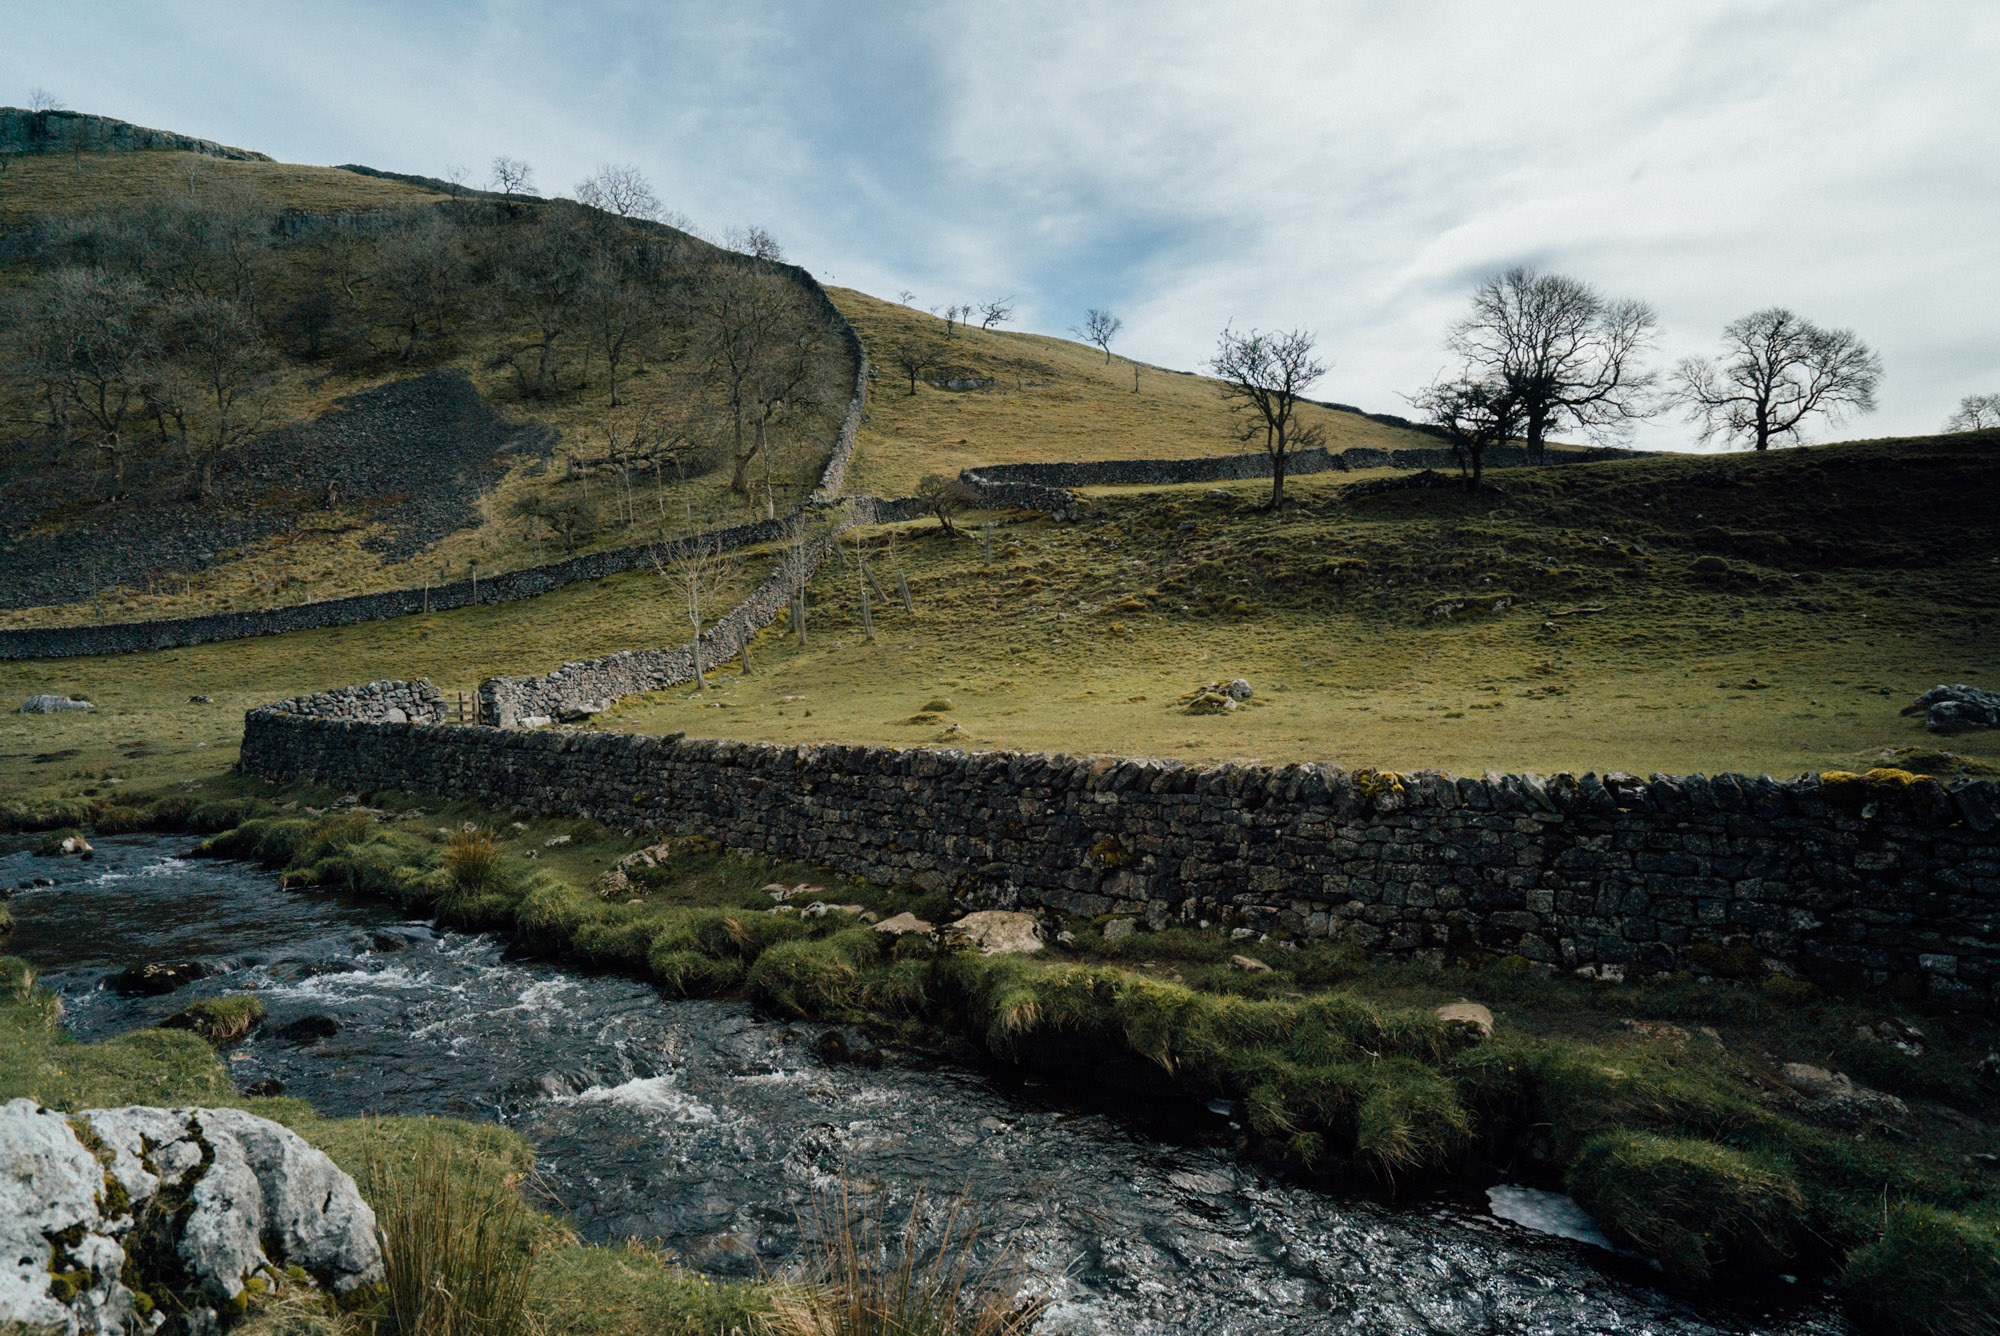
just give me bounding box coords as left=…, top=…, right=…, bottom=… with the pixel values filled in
left=367, top=1134, right=540, bottom=1336
left=763, top=1181, right=1046, bottom=1336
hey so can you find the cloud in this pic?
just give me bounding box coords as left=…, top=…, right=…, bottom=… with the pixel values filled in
left=7, top=0, right=1994, bottom=446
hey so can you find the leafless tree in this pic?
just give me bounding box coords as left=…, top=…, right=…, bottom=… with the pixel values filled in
left=489, top=156, right=535, bottom=196
left=689, top=263, right=829, bottom=498
left=1447, top=266, right=1658, bottom=460
left=977, top=298, right=1016, bottom=331
left=490, top=209, right=590, bottom=394
left=656, top=530, right=732, bottom=689
left=574, top=163, right=662, bottom=220
left=28, top=87, right=64, bottom=112
left=781, top=519, right=818, bottom=645
left=1942, top=392, right=2000, bottom=433
left=1409, top=376, right=1519, bottom=492
left=889, top=335, right=945, bottom=395
left=726, top=225, right=785, bottom=261
left=372, top=215, right=468, bottom=361
left=1072, top=308, right=1122, bottom=364
left=917, top=472, right=979, bottom=536
left=1669, top=308, right=1881, bottom=450
left=146, top=293, right=276, bottom=497
left=577, top=252, right=654, bottom=405
left=1207, top=325, right=1327, bottom=510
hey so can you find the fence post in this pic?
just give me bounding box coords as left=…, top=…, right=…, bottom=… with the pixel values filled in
left=897, top=571, right=914, bottom=614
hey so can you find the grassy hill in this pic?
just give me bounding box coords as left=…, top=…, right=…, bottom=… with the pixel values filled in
left=6, top=431, right=1996, bottom=803
left=827, top=285, right=1442, bottom=498
left=0, top=149, right=850, bottom=626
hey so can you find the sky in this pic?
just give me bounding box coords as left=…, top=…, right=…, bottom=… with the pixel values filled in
left=9, top=0, right=1997, bottom=450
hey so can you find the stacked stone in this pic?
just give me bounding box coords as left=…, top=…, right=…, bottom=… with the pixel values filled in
left=238, top=708, right=2000, bottom=1015
left=259, top=678, right=447, bottom=724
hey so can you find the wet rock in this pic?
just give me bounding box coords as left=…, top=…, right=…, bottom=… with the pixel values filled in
left=814, top=1028, right=883, bottom=1069
left=946, top=910, right=1044, bottom=955
left=279, top=1014, right=342, bottom=1044
left=1779, top=1062, right=1907, bottom=1126
left=1437, top=1001, right=1495, bottom=1038
left=243, top=1078, right=286, bottom=1097
left=1853, top=1017, right=1926, bottom=1056
left=1905, top=683, right=2000, bottom=732
left=1230, top=954, right=1272, bottom=973
left=873, top=912, right=934, bottom=936
left=0, top=1098, right=382, bottom=1336
left=19, top=694, right=93, bottom=713
left=109, top=961, right=208, bottom=996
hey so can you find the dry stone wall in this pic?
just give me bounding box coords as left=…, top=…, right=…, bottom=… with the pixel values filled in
left=966, top=443, right=1643, bottom=491
left=239, top=705, right=2000, bottom=1014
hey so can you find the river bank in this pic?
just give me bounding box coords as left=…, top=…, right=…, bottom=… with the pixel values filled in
left=5, top=783, right=1998, bottom=1333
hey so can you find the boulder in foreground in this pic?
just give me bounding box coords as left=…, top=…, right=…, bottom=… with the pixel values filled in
left=0, top=1098, right=382, bottom=1336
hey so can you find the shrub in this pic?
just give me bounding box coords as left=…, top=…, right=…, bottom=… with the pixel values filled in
left=1567, top=1132, right=1805, bottom=1284
left=1839, top=1203, right=2000, bottom=1336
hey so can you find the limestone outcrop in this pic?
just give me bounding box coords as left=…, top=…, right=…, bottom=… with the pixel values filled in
left=0, top=1099, right=381, bottom=1336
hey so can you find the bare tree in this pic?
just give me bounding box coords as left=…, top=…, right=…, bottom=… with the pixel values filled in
left=1409, top=376, right=1519, bottom=492
left=1942, top=392, right=2000, bottom=433
left=372, top=215, right=468, bottom=361
left=574, top=163, right=662, bottom=220
left=781, top=519, right=817, bottom=645
left=490, top=209, right=589, bottom=395
left=28, top=87, right=64, bottom=112
left=489, top=156, right=535, bottom=196
left=1073, top=308, right=1122, bottom=364
left=689, top=264, right=828, bottom=498
left=656, top=530, right=731, bottom=690
left=1669, top=308, right=1881, bottom=451
left=889, top=335, right=945, bottom=395
left=977, top=298, right=1016, bottom=331
left=1207, top=325, right=1327, bottom=510
left=577, top=253, right=654, bottom=406
left=1448, top=266, right=1658, bottom=461
left=146, top=293, right=276, bottom=497
left=726, top=225, right=785, bottom=261
left=917, top=472, right=978, bottom=536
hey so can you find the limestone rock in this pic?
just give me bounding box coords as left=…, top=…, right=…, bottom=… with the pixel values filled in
left=0, top=1098, right=382, bottom=1336
left=20, top=694, right=93, bottom=713
left=1101, top=918, right=1138, bottom=943
left=1906, top=683, right=2000, bottom=733
left=1437, top=1001, right=1494, bottom=1038
left=1230, top=954, right=1272, bottom=972
left=1778, top=1063, right=1907, bottom=1126
left=874, top=912, right=935, bottom=936
left=946, top=910, right=1044, bottom=955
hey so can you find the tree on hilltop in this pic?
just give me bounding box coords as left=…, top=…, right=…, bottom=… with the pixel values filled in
left=1073, top=308, right=1121, bottom=363
left=1669, top=308, right=1881, bottom=451
left=489, top=157, right=534, bottom=196
left=1207, top=324, right=1327, bottom=511
left=574, top=163, right=661, bottom=220
left=1944, top=393, right=2000, bottom=433
left=977, top=298, right=1015, bottom=330
left=1447, top=266, right=1658, bottom=461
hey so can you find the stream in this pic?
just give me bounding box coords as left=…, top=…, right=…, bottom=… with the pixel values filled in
left=3, top=835, right=1851, bottom=1335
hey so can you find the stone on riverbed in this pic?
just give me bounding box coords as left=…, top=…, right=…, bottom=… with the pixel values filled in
left=0, top=1098, right=382, bottom=1336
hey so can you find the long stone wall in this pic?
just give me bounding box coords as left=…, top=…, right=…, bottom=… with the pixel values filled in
left=967, top=443, right=1643, bottom=490
left=237, top=706, right=2000, bottom=1014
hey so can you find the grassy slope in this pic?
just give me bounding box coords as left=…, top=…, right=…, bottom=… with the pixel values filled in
left=827, top=285, right=1444, bottom=498
left=6, top=435, right=1996, bottom=805
left=602, top=432, right=2000, bottom=779
left=0, top=151, right=839, bottom=626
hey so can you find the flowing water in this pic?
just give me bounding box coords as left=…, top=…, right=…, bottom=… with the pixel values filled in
left=3, top=836, right=1851, bottom=1335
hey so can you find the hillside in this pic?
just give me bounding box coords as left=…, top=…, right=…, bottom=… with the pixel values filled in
left=6, top=431, right=1996, bottom=802
left=0, top=144, right=853, bottom=627
left=827, top=286, right=1444, bottom=498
